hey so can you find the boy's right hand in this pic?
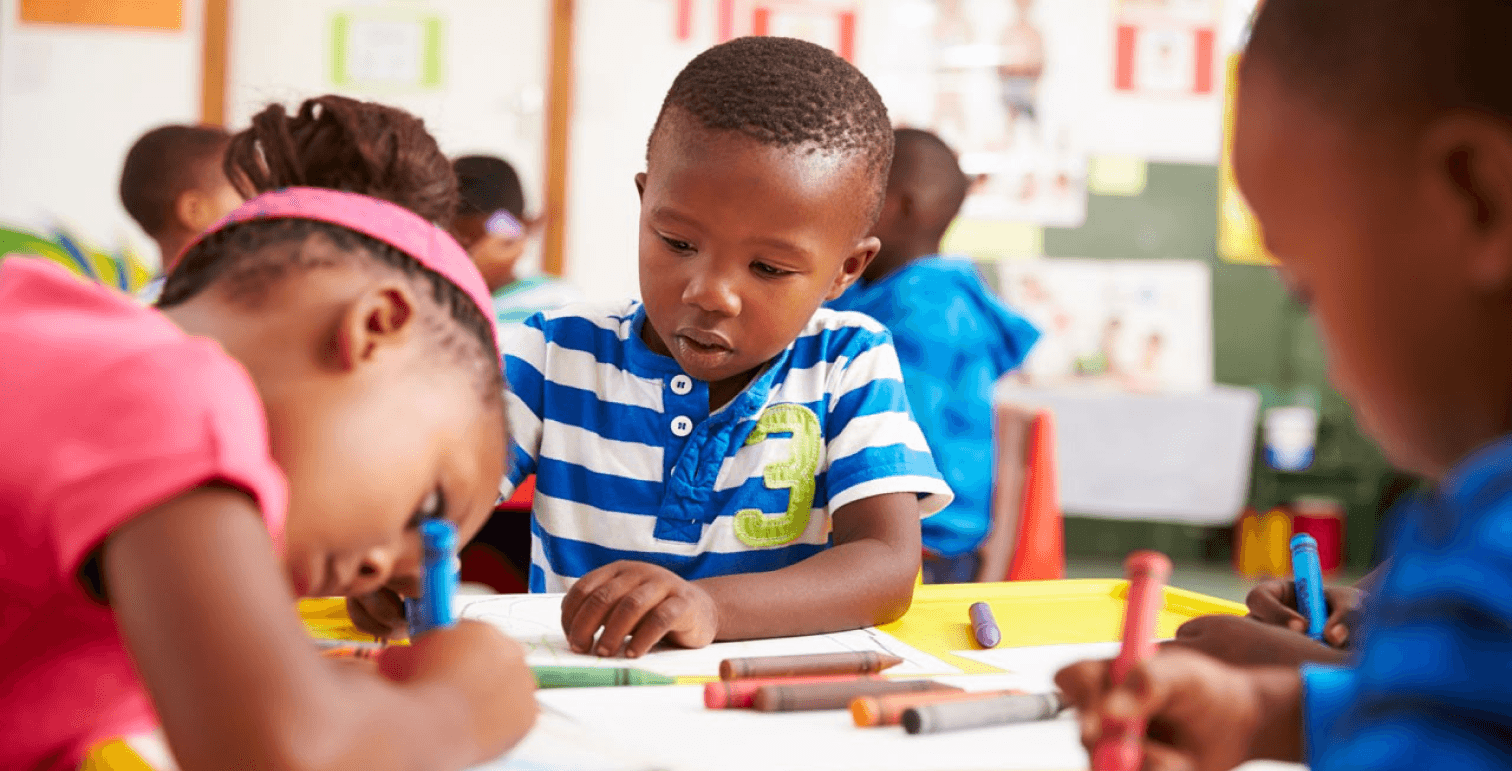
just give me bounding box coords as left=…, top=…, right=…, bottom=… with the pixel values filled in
left=377, top=620, right=538, bottom=760
left=348, top=587, right=409, bottom=640
left=1245, top=579, right=1364, bottom=648
left=1055, top=649, right=1304, bottom=771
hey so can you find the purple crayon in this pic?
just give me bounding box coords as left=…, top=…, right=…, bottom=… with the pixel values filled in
left=969, top=602, right=1000, bottom=648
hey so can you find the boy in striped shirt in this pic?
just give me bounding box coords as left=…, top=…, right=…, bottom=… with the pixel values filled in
left=505, top=37, right=952, bottom=657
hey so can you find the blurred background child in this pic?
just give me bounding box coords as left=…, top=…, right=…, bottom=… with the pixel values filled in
left=452, top=154, right=582, bottom=325
left=118, top=124, right=242, bottom=302
left=830, top=128, right=1039, bottom=584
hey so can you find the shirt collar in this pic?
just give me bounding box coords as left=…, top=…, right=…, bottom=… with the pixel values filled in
left=1439, top=433, right=1512, bottom=510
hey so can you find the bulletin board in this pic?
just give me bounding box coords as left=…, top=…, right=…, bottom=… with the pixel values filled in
left=20, top=0, right=182, bottom=30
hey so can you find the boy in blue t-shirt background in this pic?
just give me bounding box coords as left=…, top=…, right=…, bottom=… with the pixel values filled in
left=831, top=128, right=1039, bottom=584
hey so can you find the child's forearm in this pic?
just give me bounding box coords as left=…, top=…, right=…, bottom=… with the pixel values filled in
left=1247, top=666, right=1307, bottom=763
left=695, top=492, right=921, bottom=640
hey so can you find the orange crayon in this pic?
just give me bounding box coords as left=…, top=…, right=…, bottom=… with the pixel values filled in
left=1093, top=551, right=1172, bottom=771
left=850, top=688, right=1023, bottom=727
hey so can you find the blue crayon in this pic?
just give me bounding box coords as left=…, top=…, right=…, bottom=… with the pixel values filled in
left=408, top=519, right=459, bottom=639
left=1290, top=533, right=1327, bottom=641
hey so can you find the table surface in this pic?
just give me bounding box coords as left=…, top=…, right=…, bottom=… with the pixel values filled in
left=86, top=580, right=1311, bottom=771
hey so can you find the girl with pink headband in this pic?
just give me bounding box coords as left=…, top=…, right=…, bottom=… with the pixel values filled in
left=0, top=95, right=535, bottom=770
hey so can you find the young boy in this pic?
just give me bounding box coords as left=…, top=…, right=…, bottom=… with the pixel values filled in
left=351, top=37, right=955, bottom=656
left=452, top=154, right=582, bottom=325
left=830, top=128, right=1039, bottom=584
left=1058, top=1, right=1512, bottom=768
left=118, top=124, right=242, bottom=301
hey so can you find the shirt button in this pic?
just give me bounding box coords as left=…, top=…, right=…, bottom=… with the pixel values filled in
left=670, top=374, right=694, bottom=395
left=671, top=415, right=694, bottom=437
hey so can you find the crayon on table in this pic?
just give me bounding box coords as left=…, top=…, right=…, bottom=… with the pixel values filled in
left=969, top=602, right=1001, bottom=648
left=851, top=688, right=1023, bottom=727
left=315, top=638, right=388, bottom=660
left=706, top=674, right=880, bottom=709
left=408, top=519, right=459, bottom=639
left=719, top=651, right=903, bottom=680
left=532, top=666, right=678, bottom=689
left=752, top=679, right=958, bottom=712
left=1093, top=550, right=1172, bottom=771
left=901, top=691, right=1065, bottom=735
left=1290, top=533, right=1327, bottom=641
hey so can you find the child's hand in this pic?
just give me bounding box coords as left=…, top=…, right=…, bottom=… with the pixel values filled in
left=348, top=587, right=409, bottom=640
left=1055, top=648, right=1304, bottom=771
left=376, top=619, right=538, bottom=759
left=560, top=561, right=719, bottom=658
left=1167, top=614, right=1347, bottom=667
left=1245, top=578, right=1364, bottom=647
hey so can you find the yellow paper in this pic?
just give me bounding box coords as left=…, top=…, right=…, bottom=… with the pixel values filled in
left=1087, top=155, right=1148, bottom=197
left=942, top=219, right=1044, bottom=262
left=1218, top=53, right=1275, bottom=265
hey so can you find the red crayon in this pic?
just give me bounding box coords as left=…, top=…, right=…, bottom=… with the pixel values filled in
left=1093, top=550, right=1172, bottom=771
left=704, top=674, right=879, bottom=709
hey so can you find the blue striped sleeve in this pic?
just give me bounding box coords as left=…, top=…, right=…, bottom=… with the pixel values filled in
left=501, top=314, right=548, bottom=491
left=820, top=328, right=952, bottom=515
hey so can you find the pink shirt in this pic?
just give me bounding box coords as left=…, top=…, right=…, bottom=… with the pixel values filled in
left=0, top=258, right=288, bottom=770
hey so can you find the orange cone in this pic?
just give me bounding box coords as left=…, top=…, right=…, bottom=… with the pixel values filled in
left=1007, top=410, right=1065, bottom=581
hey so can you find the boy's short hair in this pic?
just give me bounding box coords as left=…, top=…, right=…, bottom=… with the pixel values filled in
left=119, top=124, right=231, bottom=238
left=649, top=36, right=894, bottom=225
left=1246, top=0, right=1512, bottom=123
left=454, top=155, right=526, bottom=219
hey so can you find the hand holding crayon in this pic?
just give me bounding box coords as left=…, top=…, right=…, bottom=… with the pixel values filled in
left=1093, top=550, right=1172, bottom=771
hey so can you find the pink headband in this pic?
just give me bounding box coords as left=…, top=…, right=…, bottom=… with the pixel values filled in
left=189, top=187, right=496, bottom=348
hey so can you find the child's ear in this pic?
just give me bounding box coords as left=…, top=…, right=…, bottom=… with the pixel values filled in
left=1426, top=113, right=1512, bottom=291
left=333, top=280, right=419, bottom=371
left=635, top=172, right=648, bottom=201
left=175, top=190, right=213, bottom=233
left=825, top=236, right=882, bottom=301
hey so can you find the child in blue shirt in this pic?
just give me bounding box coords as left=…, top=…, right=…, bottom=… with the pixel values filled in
left=358, top=37, right=951, bottom=660
left=1058, top=1, right=1512, bottom=768
left=830, top=128, right=1039, bottom=583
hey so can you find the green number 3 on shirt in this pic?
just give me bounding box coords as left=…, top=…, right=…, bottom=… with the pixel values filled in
left=735, top=404, right=821, bottom=548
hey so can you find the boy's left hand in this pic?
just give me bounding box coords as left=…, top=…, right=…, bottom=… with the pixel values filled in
left=561, top=561, right=719, bottom=658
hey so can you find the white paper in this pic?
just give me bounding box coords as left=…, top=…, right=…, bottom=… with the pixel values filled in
left=459, top=594, right=961, bottom=677
left=470, top=707, right=661, bottom=771
left=536, top=684, right=1086, bottom=771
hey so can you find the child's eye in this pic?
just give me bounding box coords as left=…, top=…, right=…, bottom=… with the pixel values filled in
left=752, top=262, right=794, bottom=278
left=661, top=236, right=695, bottom=253
left=407, top=487, right=448, bottom=529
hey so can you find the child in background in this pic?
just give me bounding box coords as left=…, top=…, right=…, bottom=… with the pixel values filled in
left=1, top=96, right=535, bottom=770
left=352, top=36, right=952, bottom=657
left=1059, top=1, right=1512, bottom=768
left=830, top=128, right=1039, bottom=584
left=118, top=124, right=243, bottom=302
left=452, top=154, right=583, bottom=325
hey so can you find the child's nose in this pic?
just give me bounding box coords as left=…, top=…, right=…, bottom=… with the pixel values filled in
left=349, top=546, right=402, bottom=597
left=683, top=267, right=741, bottom=316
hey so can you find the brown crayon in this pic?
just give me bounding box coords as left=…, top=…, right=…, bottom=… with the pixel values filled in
left=752, top=679, right=958, bottom=712
left=719, top=651, right=904, bottom=681
left=850, top=688, right=1025, bottom=727
left=705, top=674, right=879, bottom=709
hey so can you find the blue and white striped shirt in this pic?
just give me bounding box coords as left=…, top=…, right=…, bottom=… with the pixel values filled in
left=501, top=299, right=953, bottom=593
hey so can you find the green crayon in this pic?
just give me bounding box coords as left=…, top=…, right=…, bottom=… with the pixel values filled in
left=532, top=665, right=679, bottom=689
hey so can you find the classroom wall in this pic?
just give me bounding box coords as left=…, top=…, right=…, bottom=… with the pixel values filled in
left=227, top=0, right=552, bottom=272
left=0, top=0, right=206, bottom=266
